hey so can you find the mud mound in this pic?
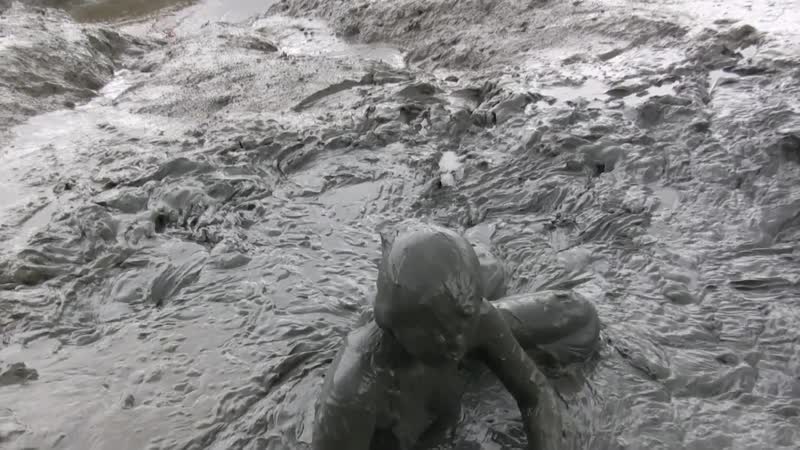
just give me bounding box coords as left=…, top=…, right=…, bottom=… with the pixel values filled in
left=270, top=0, right=694, bottom=70
left=0, top=3, right=149, bottom=133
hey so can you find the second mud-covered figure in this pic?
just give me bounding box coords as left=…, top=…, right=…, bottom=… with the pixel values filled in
left=312, top=223, right=600, bottom=450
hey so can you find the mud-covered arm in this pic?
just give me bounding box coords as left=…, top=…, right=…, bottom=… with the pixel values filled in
left=474, top=301, right=563, bottom=450
left=312, top=339, right=378, bottom=450
left=313, top=398, right=376, bottom=450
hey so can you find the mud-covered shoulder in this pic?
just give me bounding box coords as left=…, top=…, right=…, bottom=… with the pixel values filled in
left=313, top=324, right=383, bottom=450
left=317, top=323, right=383, bottom=410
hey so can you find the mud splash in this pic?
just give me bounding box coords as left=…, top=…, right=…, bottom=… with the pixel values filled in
left=2, top=1, right=800, bottom=449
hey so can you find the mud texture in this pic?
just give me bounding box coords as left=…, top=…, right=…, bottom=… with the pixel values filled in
left=1, top=0, right=800, bottom=449
left=0, top=3, right=151, bottom=133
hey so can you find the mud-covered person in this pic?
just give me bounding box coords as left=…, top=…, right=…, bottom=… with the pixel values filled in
left=312, top=223, right=599, bottom=450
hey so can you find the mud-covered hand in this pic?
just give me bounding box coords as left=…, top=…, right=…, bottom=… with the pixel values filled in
left=475, top=300, right=565, bottom=450
left=311, top=338, right=378, bottom=450
left=521, top=386, right=564, bottom=450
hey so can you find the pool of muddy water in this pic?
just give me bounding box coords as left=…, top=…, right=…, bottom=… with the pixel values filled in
left=36, top=0, right=194, bottom=22
left=1, top=0, right=800, bottom=449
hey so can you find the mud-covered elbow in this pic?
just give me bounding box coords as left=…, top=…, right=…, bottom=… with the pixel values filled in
left=513, top=371, right=548, bottom=410
left=515, top=390, right=540, bottom=411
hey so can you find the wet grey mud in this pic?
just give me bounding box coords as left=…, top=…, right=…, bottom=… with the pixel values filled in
left=0, top=0, right=799, bottom=449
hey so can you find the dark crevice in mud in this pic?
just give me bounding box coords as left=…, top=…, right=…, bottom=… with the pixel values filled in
left=292, top=68, right=413, bottom=112
left=777, top=132, right=800, bottom=163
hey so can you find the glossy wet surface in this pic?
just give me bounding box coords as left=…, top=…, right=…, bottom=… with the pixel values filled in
left=1, top=1, right=799, bottom=449
left=48, top=0, right=192, bottom=22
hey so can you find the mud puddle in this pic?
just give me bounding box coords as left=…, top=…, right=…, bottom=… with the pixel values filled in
left=51, top=0, right=194, bottom=22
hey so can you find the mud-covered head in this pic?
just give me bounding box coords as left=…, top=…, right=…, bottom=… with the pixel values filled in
left=374, top=223, right=484, bottom=366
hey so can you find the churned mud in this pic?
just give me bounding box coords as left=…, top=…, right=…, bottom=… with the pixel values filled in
left=1, top=0, right=799, bottom=449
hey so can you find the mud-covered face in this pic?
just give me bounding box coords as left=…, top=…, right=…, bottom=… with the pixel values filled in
left=373, top=223, right=485, bottom=366
left=383, top=291, right=481, bottom=366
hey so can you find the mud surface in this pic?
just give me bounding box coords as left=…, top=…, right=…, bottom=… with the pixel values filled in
left=1, top=0, right=800, bottom=449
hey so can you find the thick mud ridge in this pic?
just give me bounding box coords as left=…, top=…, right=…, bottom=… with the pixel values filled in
left=0, top=4, right=153, bottom=133
left=1, top=1, right=800, bottom=449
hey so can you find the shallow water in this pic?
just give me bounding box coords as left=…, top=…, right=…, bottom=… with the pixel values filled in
left=1, top=0, right=800, bottom=449
left=38, top=0, right=194, bottom=22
